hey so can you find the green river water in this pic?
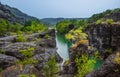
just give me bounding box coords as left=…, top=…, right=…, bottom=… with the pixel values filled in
left=56, top=33, right=103, bottom=70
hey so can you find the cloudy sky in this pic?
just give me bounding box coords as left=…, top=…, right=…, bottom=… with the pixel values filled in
left=0, top=0, right=120, bottom=19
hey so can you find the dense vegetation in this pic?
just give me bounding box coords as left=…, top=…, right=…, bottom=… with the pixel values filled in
left=0, top=18, right=48, bottom=37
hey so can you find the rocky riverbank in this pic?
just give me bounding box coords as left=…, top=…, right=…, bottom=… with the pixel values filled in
left=0, top=29, right=62, bottom=77
left=61, top=22, right=120, bottom=77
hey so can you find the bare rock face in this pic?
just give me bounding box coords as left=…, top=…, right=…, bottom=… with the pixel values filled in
left=87, top=23, right=120, bottom=58
left=86, top=54, right=120, bottom=77
left=0, top=54, right=18, bottom=69
left=104, top=12, right=120, bottom=22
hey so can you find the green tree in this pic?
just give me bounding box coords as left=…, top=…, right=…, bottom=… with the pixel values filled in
left=0, top=19, right=11, bottom=36
left=44, top=55, right=58, bottom=77
left=22, top=20, right=47, bottom=33
left=56, top=20, right=71, bottom=34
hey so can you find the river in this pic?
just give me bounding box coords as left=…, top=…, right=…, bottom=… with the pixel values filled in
left=56, top=33, right=72, bottom=61
left=56, top=32, right=103, bottom=70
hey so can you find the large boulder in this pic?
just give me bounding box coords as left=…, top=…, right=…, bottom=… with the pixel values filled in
left=0, top=54, right=18, bottom=69
left=4, top=42, right=36, bottom=59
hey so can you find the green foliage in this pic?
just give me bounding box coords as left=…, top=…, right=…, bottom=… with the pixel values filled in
left=44, top=34, right=50, bottom=39
left=0, top=50, right=5, bottom=54
left=17, top=47, right=38, bottom=65
left=44, top=55, right=58, bottom=77
left=76, top=20, right=88, bottom=29
left=95, top=19, right=103, bottom=24
left=0, top=19, right=23, bottom=36
left=56, top=20, right=71, bottom=34
left=106, top=19, right=114, bottom=24
left=18, top=74, right=36, bottom=77
left=23, top=20, right=48, bottom=33
left=65, top=27, right=88, bottom=41
left=16, top=35, right=27, bottom=42
left=19, top=47, right=34, bottom=58
left=105, top=49, right=113, bottom=54
left=0, top=18, right=11, bottom=36
left=10, top=23, right=22, bottom=32
left=74, top=55, right=96, bottom=77
left=17, top=58, right=38, bottom=65
left=0, top=67, right=3, bottom=73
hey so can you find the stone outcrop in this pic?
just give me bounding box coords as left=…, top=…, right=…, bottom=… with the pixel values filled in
left=0, top=54, right=18, bottom=69
left=87, top=23, right=120, bottom=58
left=104, top=12, right=120, bottom=22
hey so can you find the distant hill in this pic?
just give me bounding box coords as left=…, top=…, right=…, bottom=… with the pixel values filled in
left=0, top=2, right=38, bottom=24
left=40, top=18, right=87, bottom=26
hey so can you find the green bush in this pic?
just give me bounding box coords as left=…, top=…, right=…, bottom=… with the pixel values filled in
left=18, top=74, right=36, bottom=77
left=95, top=19, right=103, bottom=24
left=0, top=50, right=5, bottom=54
left=19, top=47, right=34, bottom=58
left=106, top=19, right=114, bottom=24
left=0, top=19, right=11, bottom=36
left=44, top=55, right=58, bottom=77
left=17, top=58, right=38, bottom=65
left=56, top=20, right=71, bottom=34
left=22, top=20, right=48, bottom=33
left=74, top=55, right=96, bottom=77
left=16, top=35, right=27, bottom=42
left=17, top=47, right=38, bottom=65
left=0, top=67, right=3, bottom=73
left=44, top=34, right=50, bottom=39
left=65, top=27, right=88, bottom=41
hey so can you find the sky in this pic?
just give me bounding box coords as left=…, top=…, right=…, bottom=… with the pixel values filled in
left=0, top=0, right=120, bottom=19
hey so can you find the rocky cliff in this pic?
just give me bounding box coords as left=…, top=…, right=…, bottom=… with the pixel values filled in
left=87, top=23, right=120, bottom=59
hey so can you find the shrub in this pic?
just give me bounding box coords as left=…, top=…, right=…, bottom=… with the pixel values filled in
left=18, top=74, right=36, bottom=77
left=114, top=52, right=120, bottom=64
left=22, top=20, right=48, bottom=33
left=44, top=55, right=58, bottom=77
left=74, top=55, right=96, bottom=77
left=17, top=58, right=38, bottom=65
left=0, top=50, right=5, bottom=54
left=95, top=19, right=103, bottom=24
left=56, top=20, right=71, bottom=34
left=0, top=68, right=3, bottom=73
left=16, top=35, right=27, bottom=42
left=65, top=27, right=88, bottom=41
left=17, top=47, right=38, bottom=65
left=19, top=47, right=34, bottom=58
left=106, top=19, right=114, bottom=24
left=44, top=34, right=50, bottom=39
left=0, top=19, right=11, bottom=36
